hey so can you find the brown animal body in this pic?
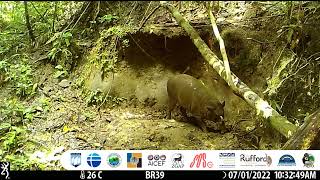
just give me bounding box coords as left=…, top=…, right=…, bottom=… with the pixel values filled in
left=167, top=74, right=225, bottom=132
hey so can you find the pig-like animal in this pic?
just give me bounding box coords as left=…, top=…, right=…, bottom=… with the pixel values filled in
left=167, top=74, right=225, bottom=132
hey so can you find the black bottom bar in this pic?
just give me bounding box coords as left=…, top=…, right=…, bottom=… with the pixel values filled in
left=7, top=170, right=319, bottom=180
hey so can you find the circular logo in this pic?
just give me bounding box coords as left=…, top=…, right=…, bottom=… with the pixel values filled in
left=148, top=155, right=154, bottom=160
left=160, top=155, right=166, bottom=160
left=107, top=153, right=121, bottom=168
left=207, top=161, right=213, bottom=168
left=303, top=153, right=315, bottom=168
left=278, top=154, right=296, bottom=166
left=154, top=155, right=160, bottom=160
left=87, top=153, right=101, bottom=167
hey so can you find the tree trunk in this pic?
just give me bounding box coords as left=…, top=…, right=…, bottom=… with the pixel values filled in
left=163, top=2, right=297, bottom=139
left=24, top=1, right=35, bottom=44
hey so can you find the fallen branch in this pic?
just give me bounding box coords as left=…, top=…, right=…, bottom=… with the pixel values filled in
left=162, top=2, right=297, bottom=139
left=207, top=2, right=235, bottom=89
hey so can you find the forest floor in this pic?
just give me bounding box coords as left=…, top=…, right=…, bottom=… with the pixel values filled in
left=0, top=62, right=253, bottom=169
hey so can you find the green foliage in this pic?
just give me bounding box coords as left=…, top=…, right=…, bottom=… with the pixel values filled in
left=62, top=32, right=73, bottom=47
left=53, top=65, right=68, bottom=79
left=0, top=126, right=26, bottom=152
left=0, top=99, right=25, bottom=121
left=0, top=1, right=87, bottom=171
left=265, top=2, right=320, bottom=50
left=0, top=55, right=37, bottom=97
left=269, top=99, right=282, bottom=113
left=85, top=89, right=126, bottom=107
left=47, top=31, right=73, bottom=65
left=0, top=2, right=29, bottom=56
left=83, top=111, right=94, bottom=121
left=0, top=57, right=10, bottom=73
left=111, top=96, right=127, bottom=106
left=24, top=97, right=51, bottom=121
left=0, top=1, right=84, bottom=54
left=73, top=77, right=84, bottom=89
left=91, top=25, right=131, bottom=74
left=0, top=98, right=50, bottom=170
left=0, top=124, right=30, bottom=170
left=85, top=89, right=105, bottom=105
left=0, top=124, right=47, bottom=170
left=38, top=97, right=51, bottom=110
left=9, top=63, right=36, bottom=97
left=0, top=60, right=10, bottom=85
left=98, top=14, right=119, bottom=24
left=0, top=99, right=29, bottom=122
left=0, top=99, right=25, bottom=120
left=0, top=97, right=50, bottom=123
left=2, top=154, right=41, bottom=170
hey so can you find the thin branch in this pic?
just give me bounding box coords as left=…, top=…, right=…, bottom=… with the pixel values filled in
left=138, top=5, right=161, bottom=31
left=125, top=1, right=138, bottom=24
left=207, top=2, right=234, bottom=89
left=42, top=8, right=49, bottom=19
left=246, top=37, right=276, bottom=44
left=30, top=2, right=49, bottom=23
left=272, top=45, right=287, bottom=74
left=53, top=2, right=57, bottom=32
left=128, top=34, right=157, bottom=62
left=140, top=2, right=152, bottom=26
left=98, top=36, right=119, bottom=110
left=71, top=2, right=91, bottom=30
left=62, top=2, right=90, bottom=32
left=92, top=1, right=100, bottom=22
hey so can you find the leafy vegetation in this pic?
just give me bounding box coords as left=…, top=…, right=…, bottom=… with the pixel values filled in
left=85, top=89, right=126, bottom=107
left=47, top=31, right=73, bottom=65
left=89, top=25, right=131, bottom=75
left=53, top=65, right=68, bottom=79
left=0, top=55, right=36, bottom=97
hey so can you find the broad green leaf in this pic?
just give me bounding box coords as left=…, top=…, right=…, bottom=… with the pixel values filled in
left=46, top=32, right=62, bottom=45
left=55, top=65, right=63, bottom=70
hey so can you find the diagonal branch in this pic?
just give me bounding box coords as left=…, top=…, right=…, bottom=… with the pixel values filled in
left=207, top=1, right=235, bottom=89
left=30, top=2, right=49, bottom=24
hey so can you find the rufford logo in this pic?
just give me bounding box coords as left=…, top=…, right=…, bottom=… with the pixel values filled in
left=172, top=153, right=184, bottom=168
left=240, top=154, right=272, bottom=167
left=190, top=153, right=213, bottom=168
left=147, top=154, right=166, bottom=166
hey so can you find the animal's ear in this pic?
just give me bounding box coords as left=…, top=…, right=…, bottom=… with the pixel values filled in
left=221, top=101, right=225, bottom=107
